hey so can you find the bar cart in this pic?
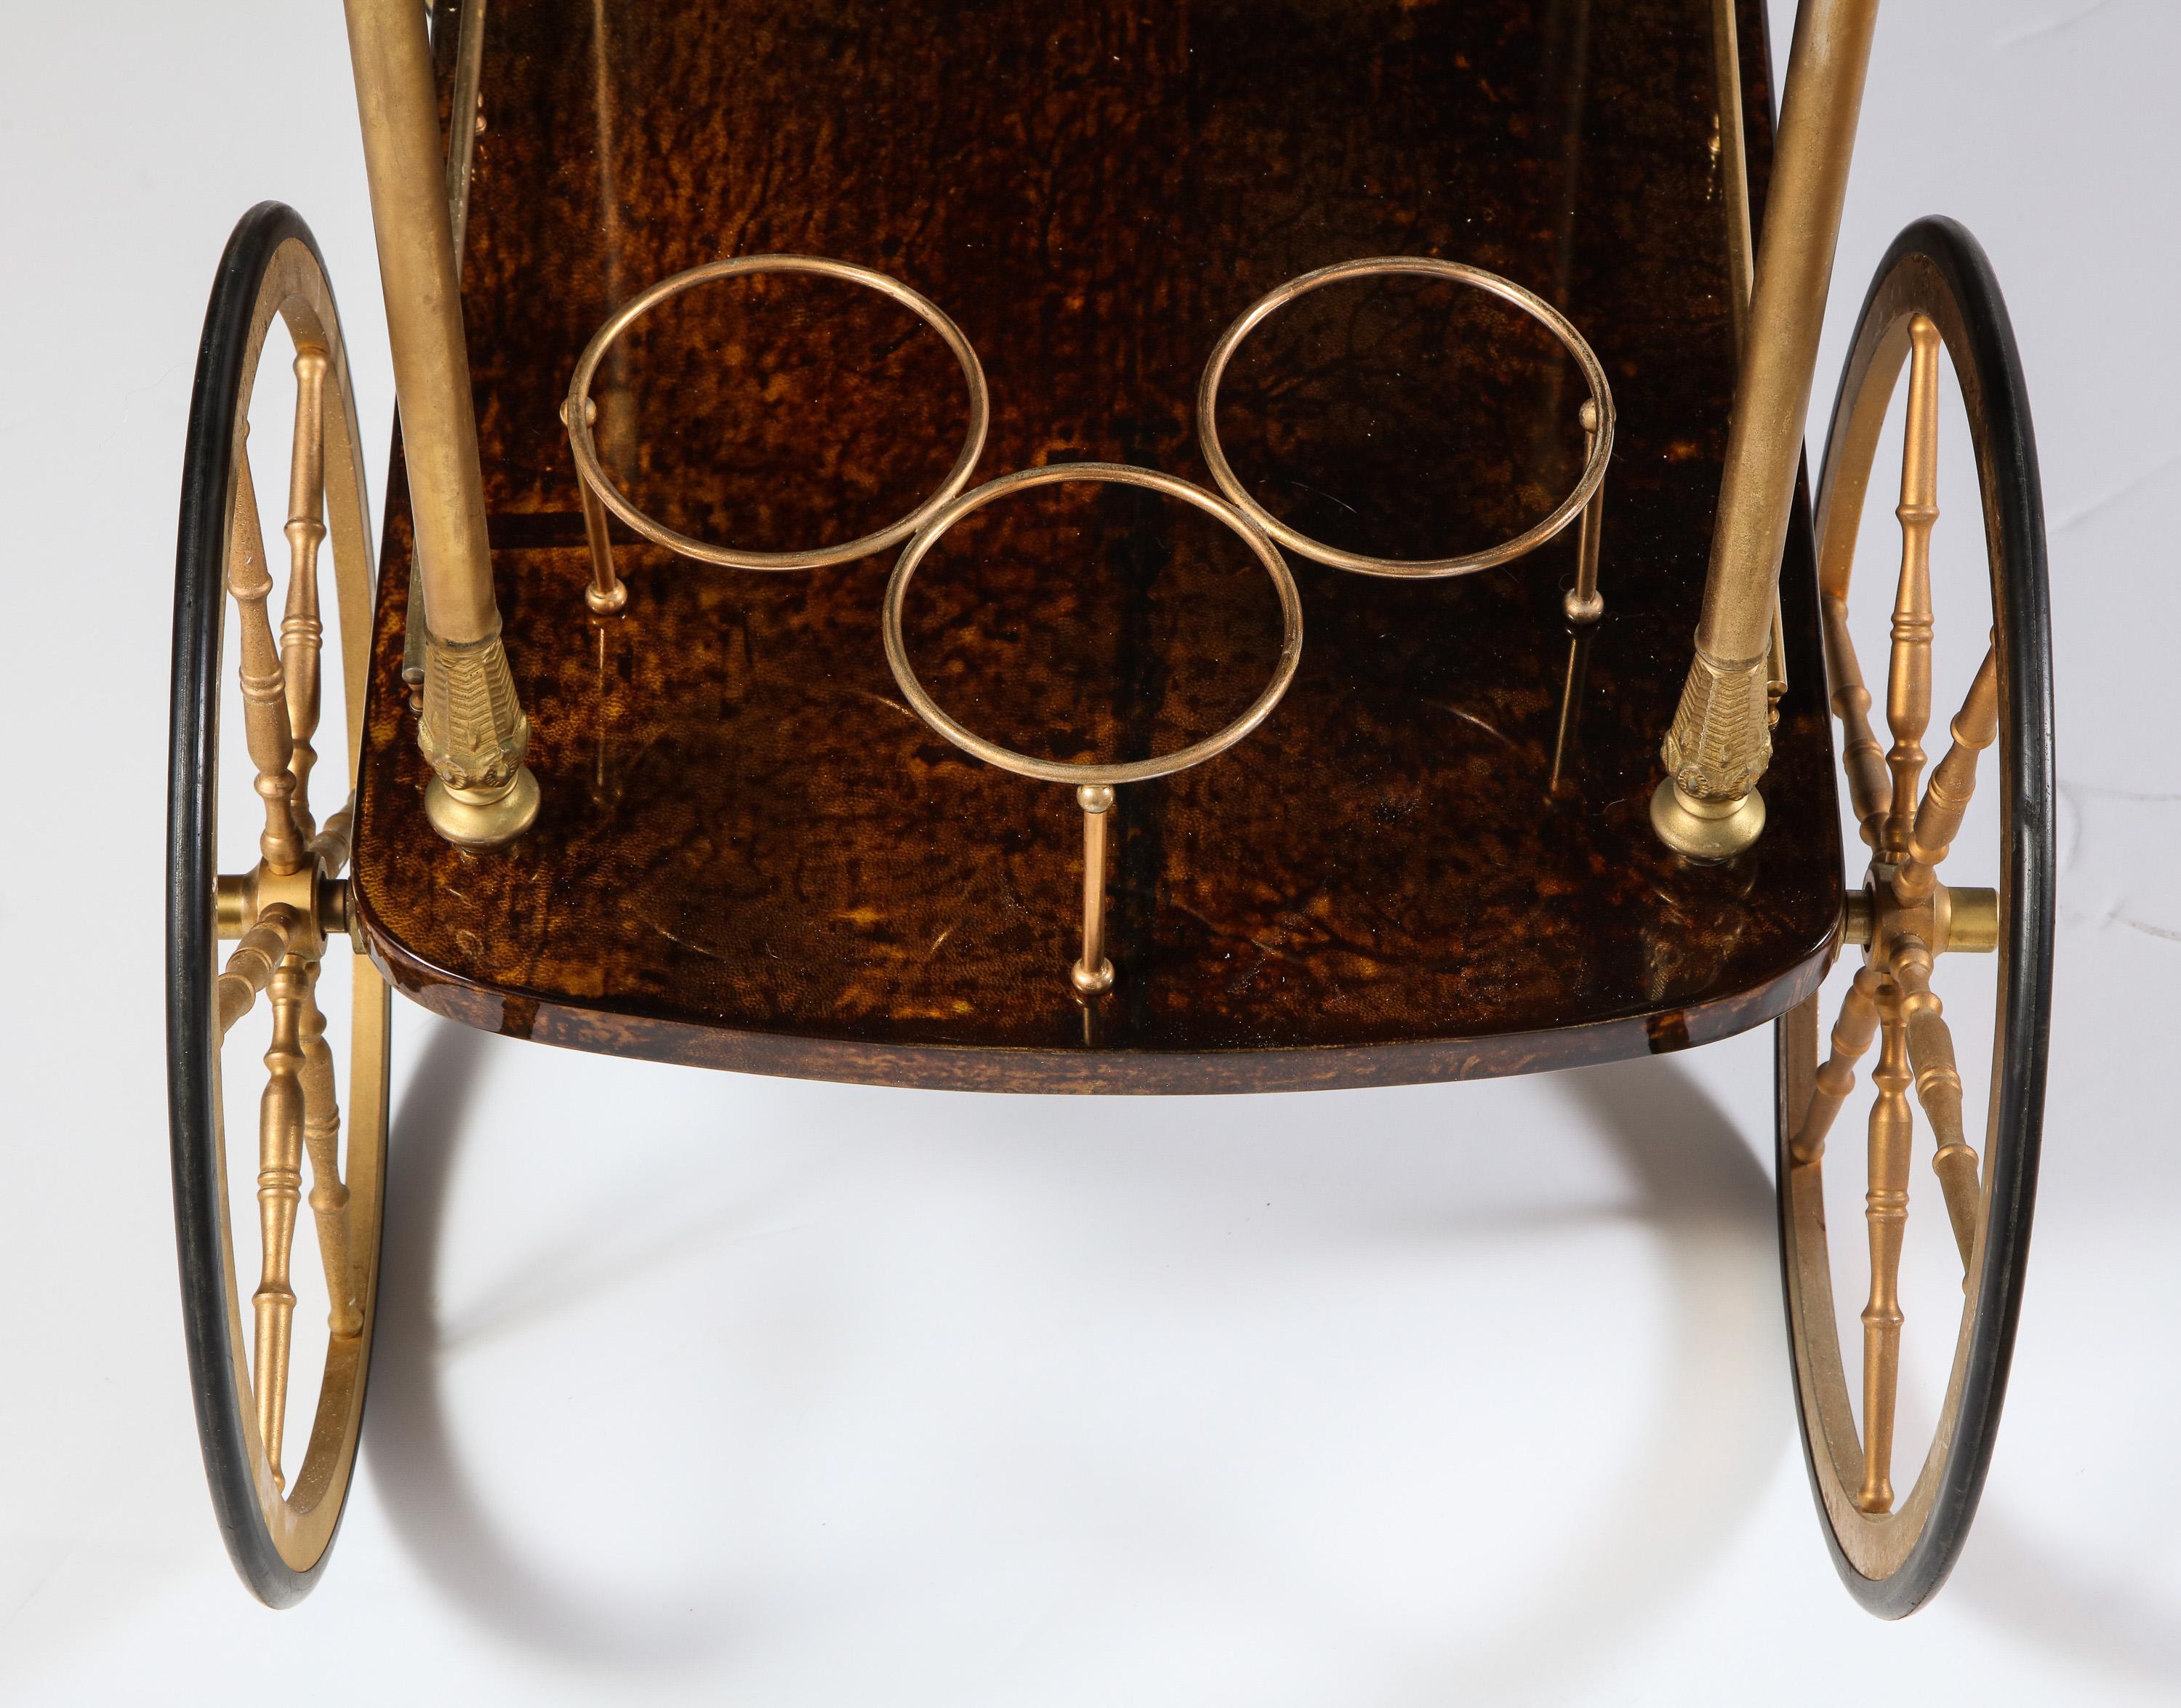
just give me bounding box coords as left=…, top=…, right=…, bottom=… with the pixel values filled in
left=168, top=0, right=2051, bottom=1617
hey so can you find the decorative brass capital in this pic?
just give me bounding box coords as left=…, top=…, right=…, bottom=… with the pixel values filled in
left=1652, top=644, right=1771, bottom=859
left=1661, top=644, right=1772, bottom=800
left=417, top=623, right=540, bottom=846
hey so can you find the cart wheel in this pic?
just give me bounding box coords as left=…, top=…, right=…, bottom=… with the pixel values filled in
left=1777, top=217, right=2052, bottom=1617
left=167, top=204, right=390, bottom=1605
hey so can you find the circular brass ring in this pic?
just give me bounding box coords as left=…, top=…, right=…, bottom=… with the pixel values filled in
left=882, top=462, right=1304, bottom=788
left=566, top=254, right=991, bottom=570
left=1196, top=256, right=1614, bottom=579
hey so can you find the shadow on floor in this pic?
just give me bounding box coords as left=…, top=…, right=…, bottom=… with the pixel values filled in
left=361, top=1027, right=1804, bottom=1686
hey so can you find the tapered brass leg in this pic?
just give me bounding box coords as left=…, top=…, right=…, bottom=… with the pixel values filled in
left=1072, top=786, right=1116, bottom=997
left=1858, top=985, right=1912, bottom=1514
left=1548, top=623, right=1596, bottom=797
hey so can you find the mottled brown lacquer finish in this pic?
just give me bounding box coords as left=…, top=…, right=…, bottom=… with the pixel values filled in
left=352, top=0, right=1842, bottom=1091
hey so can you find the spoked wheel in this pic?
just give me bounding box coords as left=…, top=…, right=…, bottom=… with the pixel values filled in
left=1778, top=217, right=2052, bottom=1617
left=167, top=203, right=389, bottom=1605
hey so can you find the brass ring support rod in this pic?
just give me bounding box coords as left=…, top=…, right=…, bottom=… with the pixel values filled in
left=883, top=463, right=1302, bottom=994
left=563, top=254, right=991, bottom=611
left=1653, top=0, right=1880, bottom=861
left=342, top=0, right=537, bottom=847
left=1197, top=256, right=1615, bottom=588
left=1567, top=398, right=1607, bottom=623
left=1073, top=786, right=1116, bottom=997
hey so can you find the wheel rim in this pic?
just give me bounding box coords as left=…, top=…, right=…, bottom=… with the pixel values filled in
left=1777, top=217, right=2052, bottom=1616
left=167, top=204, right=390, bottom=1603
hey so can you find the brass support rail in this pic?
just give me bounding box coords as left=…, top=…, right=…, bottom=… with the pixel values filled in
left=342, top=0, right=537, bottom=846
left=1653, top=0, right=1880, bottom=859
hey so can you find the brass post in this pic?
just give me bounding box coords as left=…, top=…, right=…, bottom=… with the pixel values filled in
left=342, top=0, right=538, bottom=846
left=1565, top=398, right=1606, bottom=624
left=1652, top=0, right=1880, bottom=859
left=1072, top=785, right=1117, bottom=997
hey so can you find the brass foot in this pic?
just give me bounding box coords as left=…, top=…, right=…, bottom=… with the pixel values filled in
left=425, top=765, right=541, bottom=848
left=1649, top=776, right=1765, bottom=862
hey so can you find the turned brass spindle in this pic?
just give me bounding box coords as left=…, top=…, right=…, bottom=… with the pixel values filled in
left=229, top=441, right=310, bottom=875
left=1895, top=644, right=1999, bottom=907
left=1881, top=316, right=1943, bottom=859
left=1789, top=961, right=1884, bottom=1166
left=254, top=955, right=310, bottom=1490
left=1072, top=786, right=1117, bottom=997
left=314, top=801, right=356, bottom=876
left=296, top=960, right=362, bottom=1338
left=1891, top=941, right=1981, bottom=1271
left=1820, top=591, right=1891, bottom=847
left=1859, top=985, right=1913, bottom=1514
left=217, top=905, right=297, bottom=1037
left=281, top=348, right=330, bottom=839
left=1565, top=398, right=1607, bottom=624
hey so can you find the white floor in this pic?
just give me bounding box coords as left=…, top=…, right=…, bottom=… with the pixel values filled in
left=4, top=2, right=2177, bottom=1702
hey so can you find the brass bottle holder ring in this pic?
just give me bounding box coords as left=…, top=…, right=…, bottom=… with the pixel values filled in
left=1196, top=256, right=1615, bottom=621
left=563, top=254, right=992, bottom=612
left=882, top=462, right=1304, bottom=995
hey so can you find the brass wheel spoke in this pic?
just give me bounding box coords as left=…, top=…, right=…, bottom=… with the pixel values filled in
left=216, top=905, right=297, bottom=1037
left=1820, top=592, right=1892, bottom=848
left=1880, top=316, right=1943, bottom=859
left=312, top=798, right=355, bottom=878
left=295, top=960, right=362, bottom=1339
left=1892, top=942, right=1981, bottom=1271
left=1894, top=643, right=1999, bottom=906
left=252, top=955, right=310, bottom=1491
left=1858, top=985, right=1913, bottom=1514
left=228, top=442, right=308, bottom=874
left=281, top=348, right=329, bottom=839
left=1790, top=963, right=1884, bottom=1166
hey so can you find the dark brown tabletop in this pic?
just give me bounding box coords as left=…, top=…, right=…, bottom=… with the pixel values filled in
left=352, top=0, right=1843, bottom=1091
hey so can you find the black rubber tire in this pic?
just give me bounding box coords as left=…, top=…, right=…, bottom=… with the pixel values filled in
left=1778, top=214, right=2054, bottom=1619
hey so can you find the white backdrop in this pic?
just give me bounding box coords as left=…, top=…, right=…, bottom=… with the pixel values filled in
left=3, top=2, right=2177, bottom=1702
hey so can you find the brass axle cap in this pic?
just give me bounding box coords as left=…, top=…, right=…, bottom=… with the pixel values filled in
left=1839, top=861, right=1997, bottom=965
left=215, top=855, right=352, bottom=957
